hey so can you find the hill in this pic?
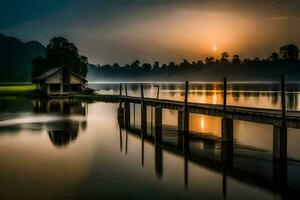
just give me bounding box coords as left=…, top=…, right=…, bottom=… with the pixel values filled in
left=0, top=33, right=46, bottom=82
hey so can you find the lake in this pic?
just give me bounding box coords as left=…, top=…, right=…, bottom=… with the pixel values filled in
left=0, top=82, right=300, bottom=199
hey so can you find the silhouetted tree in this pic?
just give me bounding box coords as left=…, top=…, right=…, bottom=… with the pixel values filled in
left=280, top=44, right=299, bottom=61
left=32, top=56, right=47, bottom=78
left=221, top=52, right=229, bottom=63
left=153, top=61, right=160, bottom=71
left=269, top=52, right=280, bottom=62
left=205, top=57, right=215, bottom=65
left=232, top=55, right=241, bottom=65
left=32, top=37, right=88, bottom=78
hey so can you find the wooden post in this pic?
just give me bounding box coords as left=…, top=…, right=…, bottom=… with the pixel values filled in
left=141, top=133, right=145, bottom=166
left=141, top=106, right=147, bottom=134
left=156, top=85, right=160, bottom=99
left=124, top=101, right=130, bottom=127
left=125, top=130, right=128, bottom=155
left=281, top=75, right=286, bottom=124
left=183, top=81, right=190, bottom=155
left=273, top=154, right=287, bottom=191
left=221, top=118, right=233, bottom=143
left=150, top=107, right=153, bottom=136
left=183, top=81, right=189, bottom=134
left=140, top=84, right=147, bottom=133
left=155, top=143, right=163, bottom=179
left=155, top=106, right=162, bottom=143
left=119, top=83, right=122, bottom=108
left=184, top=81, right=189, bottom=112
left=119, top=83, right=122, bottom=96
left=178, top=110, right=183, bottom=132
left=223, top=77, right=227, bottom=114
left=117, top=107, right=125, bottom=128
left=140, top=84, right=144, bottom=100
left=178, top=110, right=184, bottom=148
left=221, top=142, right=233, bottom=169
left=125, top=84, right=128, bottom=96
left=133, top=103, right=136, bottom=128
left=273, top=125, right=287, bottom=161
left=119, top=126, right=123, bottom=152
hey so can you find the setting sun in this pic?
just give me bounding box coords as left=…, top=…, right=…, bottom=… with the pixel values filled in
left=213, top=46, right=217, bottom=51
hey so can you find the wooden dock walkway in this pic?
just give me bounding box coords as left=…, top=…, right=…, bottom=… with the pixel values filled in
left=120, top=96, right=300, bottom=128
left=117, top=78, right=300, bottom=162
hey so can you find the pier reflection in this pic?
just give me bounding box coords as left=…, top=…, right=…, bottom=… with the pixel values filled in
left=118, top=117, right=299, bottom=199
left=33, top=99, right=87, bottom=147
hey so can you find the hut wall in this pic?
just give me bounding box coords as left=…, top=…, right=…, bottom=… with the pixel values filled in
left=45, top=71, right=63, bottom=84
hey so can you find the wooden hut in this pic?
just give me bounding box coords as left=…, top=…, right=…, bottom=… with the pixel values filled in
left=33, top=67, right=87, bottom=96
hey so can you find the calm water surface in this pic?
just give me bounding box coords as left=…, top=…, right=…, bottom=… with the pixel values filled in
left=0, top=83, right=300, bottom=199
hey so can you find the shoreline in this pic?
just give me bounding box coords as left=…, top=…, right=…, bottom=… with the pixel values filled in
left=0, top=91, right=120, bottom=103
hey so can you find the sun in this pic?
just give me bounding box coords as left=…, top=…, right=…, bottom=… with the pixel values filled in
left=213, top=45, right=217, bottom=51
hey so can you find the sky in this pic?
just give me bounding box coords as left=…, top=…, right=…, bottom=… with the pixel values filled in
left=1, top=0, right=300, bottom=64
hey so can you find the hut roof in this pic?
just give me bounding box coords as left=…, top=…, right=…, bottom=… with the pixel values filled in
left=33, top=67, right=87, bottom=82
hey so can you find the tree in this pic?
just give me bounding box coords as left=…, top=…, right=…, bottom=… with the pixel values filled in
left=205, top=57, right=215, bottom=65
left=221, top=52, right=229, bottom=63
left=232, top=55, right=241, bottom=65
left=280, top=44, right=299, bottom=61
left=269, top=52, right=280, bottom=62
left=32, top=37, right=89, bottom=78
left=153, top=61, right=160, bottom=71
left=31, top=56, right=47, bottom=78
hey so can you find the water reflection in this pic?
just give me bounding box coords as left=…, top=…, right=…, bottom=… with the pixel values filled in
left=1, top=96, right=300, bottom=199
left=119, top=118, right=300, bottom=199
left=92, top=82, right=300, bottom=110
left=33, top=99, right=87, bottom=147
left=0, top=98, right=87, bottom=148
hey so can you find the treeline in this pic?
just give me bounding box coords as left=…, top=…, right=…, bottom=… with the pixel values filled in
left=88, top=44, right=300, bottom=82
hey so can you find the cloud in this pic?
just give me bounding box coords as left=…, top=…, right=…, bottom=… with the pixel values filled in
left=1, top=0, right=300, bottom=64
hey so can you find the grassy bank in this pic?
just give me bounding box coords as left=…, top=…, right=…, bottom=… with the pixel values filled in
left=0, top=84, right=119, bottom=103
left=0, top=84, right=38, bottom=94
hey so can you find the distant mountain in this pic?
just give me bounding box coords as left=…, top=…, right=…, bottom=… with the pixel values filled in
left=0, top=33, right=46, bottom=82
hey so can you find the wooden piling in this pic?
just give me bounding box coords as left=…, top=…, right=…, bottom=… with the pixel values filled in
left=223, top=77, right=227, bottom=114
left=119, top=126, right=123, bottom=152
left=140, top=84, right=144, bottom=100
left=178, top=110, right=183, bottom=132
left=184, top=81, right=189, bottom=112
left=124, top=101, right=130, bottom=127
left=119, top=83, right=122, bottom=108
left=155, top=143, right=163, bottom=179
left=281, top=75, right=286, bottom=124
left=117, top=107, right=125, bottom=127
left=221, top=142, right=233, bottom=169
left=178, top=110, right=184, bottom=148
left=273, top=125, right=287, bottom=161
left=221, top=118, right=233, bottom=143
left=183, top=81, right=190, bottom=134
left=119, top=83, right=122, bottom=96
left=133, top=103, right=136, bottom=128
left=125, top=84, right=128, bottom=96
left=155, top=106, right=162, bottom=143
left=140, top=84, right=147, bottom=133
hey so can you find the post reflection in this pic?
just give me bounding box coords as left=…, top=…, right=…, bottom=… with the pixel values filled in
left=118, top=105, right=294, bottom=199
left=33, top=98, right=87, bottom=148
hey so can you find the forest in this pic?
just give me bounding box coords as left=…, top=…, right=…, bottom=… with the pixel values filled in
left=88, top=44, right=300, bottom=82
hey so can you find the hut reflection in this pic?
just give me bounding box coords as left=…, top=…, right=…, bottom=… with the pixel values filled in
left=33, top=99, right=87, bottom=147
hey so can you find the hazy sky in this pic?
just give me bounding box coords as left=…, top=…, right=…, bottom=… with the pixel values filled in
left=1, top=0, right=300, bottom=64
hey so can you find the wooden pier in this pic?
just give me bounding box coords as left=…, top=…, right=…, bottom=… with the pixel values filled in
left=118, top=77, right=300, bottom=161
